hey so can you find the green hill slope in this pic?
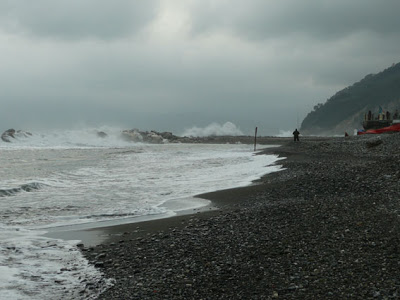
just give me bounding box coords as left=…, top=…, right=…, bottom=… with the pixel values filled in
left=301, top=63, right=400, bottom=135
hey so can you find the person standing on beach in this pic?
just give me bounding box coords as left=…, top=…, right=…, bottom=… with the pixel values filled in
left=293, top=129, right=300, bottom=142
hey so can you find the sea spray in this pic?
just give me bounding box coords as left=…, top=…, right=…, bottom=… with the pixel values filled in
left=181, top=122, right=243, bottom=137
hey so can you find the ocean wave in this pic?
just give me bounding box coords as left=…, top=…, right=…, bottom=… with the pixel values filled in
left=0, top=126, right=133, bottom=148
left=181, top=122, right=243, bottom=137
left=0, top=182, right=45, bottom=197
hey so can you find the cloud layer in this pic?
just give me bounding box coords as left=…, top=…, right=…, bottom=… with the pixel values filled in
left=1, top=1, right=399, bottom=135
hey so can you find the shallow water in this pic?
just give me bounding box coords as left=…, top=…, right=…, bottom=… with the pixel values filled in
left=0, top=129, right=283, bottom=299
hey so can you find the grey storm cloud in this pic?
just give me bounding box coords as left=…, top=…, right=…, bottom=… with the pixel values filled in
left=0, top=1, right=399, bottom=135
left=0, top=0, right=158, bottom=39
left=188, top=0, right=400, bottom=40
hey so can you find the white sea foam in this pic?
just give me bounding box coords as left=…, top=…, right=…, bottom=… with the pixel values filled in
left=0, top=126, right=132, bottom=149
left=0, top=226, right=112, bottom=299
left=0, top=128, right=283, bottom=298
left=275, top=129, right=293, bottom=137
left=181, top=122, right=243, bottom=137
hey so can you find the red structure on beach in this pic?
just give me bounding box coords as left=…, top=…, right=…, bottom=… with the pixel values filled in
left=357, top=123, right=400, bottom=135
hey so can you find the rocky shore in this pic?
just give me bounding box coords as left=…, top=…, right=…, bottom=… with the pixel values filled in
left=83, top=134, right=400, bottom=299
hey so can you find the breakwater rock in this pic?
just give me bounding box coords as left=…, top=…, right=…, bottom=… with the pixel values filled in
left=1, top=129, right=32, bottom=142
left=121, top=129, right=180, bottom=144
left=97, top=131, right=108, bottom=138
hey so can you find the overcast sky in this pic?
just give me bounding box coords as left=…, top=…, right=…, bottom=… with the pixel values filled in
left=1, top=0, right=399, bottom=136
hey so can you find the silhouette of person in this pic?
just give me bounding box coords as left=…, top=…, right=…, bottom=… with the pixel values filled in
left=293, top=129, right=300, bottom=142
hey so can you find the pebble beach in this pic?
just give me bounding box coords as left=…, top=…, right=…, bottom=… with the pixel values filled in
left=82, top=134, right=400, bottom=299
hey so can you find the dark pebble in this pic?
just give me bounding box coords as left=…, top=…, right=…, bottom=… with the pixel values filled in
left=83, top=134, right=400, bottom=299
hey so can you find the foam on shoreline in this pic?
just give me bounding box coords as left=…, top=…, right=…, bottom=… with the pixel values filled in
left=42, top=147, right=284, bottom=246
left=43, top=196, right=216, bottom=246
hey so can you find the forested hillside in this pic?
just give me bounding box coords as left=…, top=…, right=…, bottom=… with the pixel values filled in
left=301, top=63, right=400, bottom=135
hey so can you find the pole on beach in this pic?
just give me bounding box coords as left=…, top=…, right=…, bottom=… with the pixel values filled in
left=254, top=127, right=258, bottom=151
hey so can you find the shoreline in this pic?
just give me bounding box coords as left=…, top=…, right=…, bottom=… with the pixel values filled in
left=45, top=142, right=284, bottom=247
left=43, top=198, right=218, bottom=247
left=84, top=134, right=400, bottom=299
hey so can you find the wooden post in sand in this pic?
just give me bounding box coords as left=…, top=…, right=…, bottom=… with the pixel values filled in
left=254, top=127, right=258, bottom=151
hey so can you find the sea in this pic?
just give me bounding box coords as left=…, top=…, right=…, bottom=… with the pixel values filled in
left=0, top=127, right=283, bottom=299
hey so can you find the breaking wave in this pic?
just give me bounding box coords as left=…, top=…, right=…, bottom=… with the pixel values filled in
left=181, top=122, right=243, bottom=137
left=0, top=126, right=134, bottom=148
left=0, top=182, right=45, bottom=197
left=275, top=130, right=293, bottom=137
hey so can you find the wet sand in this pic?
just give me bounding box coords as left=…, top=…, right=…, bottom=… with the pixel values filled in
left=45, top=201, right=218, bottom=246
